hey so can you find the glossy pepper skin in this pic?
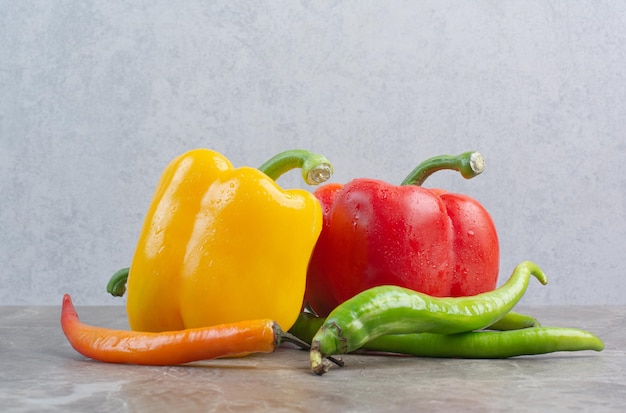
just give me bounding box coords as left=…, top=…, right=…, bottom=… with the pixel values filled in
left=308, top=261, right=547, bottom=371
left=125, top=148, right=330, bottom=332
left=305, top=152, right=500, bottom=317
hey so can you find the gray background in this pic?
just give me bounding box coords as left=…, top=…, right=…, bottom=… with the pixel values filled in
left=1, top=1, right=624, bottom=306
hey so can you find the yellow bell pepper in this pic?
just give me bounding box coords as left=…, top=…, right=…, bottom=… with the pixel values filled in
left=107, top=149, right=333, bottom=332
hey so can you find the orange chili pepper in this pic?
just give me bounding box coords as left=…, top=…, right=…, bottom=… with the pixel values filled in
left=61, top=294, right=287, bottom=365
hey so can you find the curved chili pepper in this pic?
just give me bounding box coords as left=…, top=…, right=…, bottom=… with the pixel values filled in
left=309, top=261, right=547, bottom=374
left=288, top=312, right=603, bottom=371
left=289, top=310, right=540, bottom=344
left=60, top=294, right=327, bottom=366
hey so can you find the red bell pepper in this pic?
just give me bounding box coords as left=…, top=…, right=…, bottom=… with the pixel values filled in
left=305, top=152, right=500, bottom=317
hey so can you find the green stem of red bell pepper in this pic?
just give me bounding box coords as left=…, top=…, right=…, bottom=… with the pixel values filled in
left=401, top=151, right=485, bottom=186
left=258, top=150, right=334, bottom=185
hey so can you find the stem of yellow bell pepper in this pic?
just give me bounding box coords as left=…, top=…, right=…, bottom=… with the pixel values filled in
left=258, top=149, right=334, bottom=185
left=107, top=267, right=129, bottom=297
left=401, top=151, right=485, bottom=186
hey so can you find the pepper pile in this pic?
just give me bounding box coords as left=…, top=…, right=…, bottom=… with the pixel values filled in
left=292, top=261, right=603, bottom=375
left=61, top=149, right=604, bottom=375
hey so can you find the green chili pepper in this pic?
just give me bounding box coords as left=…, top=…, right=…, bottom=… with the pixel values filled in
left=289, top=312, right=326, bottom=344
left=486, top=310, right=540, bottom=331
left=362, top=328, right=604, bottom=359
left=309, top=261, right=547, bottom=374
left=289, top=313, right=602, bottom=371
left=289, top=310, right=541, bottom=345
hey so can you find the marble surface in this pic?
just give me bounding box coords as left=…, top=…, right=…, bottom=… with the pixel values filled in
left=0, top=305, right=624, bottom=412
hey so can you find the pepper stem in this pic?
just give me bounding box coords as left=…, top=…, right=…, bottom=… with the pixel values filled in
left=258, top=150, right=333, bottom=185
left=278, top=330, right=344, bottom=369
left=106, top=267, right=129, bottom=297
left=401, top=151, right=485, bottom=186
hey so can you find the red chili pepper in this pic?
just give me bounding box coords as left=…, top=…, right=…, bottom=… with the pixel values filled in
left=305, top=152, right=500, bottom=317
left=61, top=294, right=280, bottom=365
